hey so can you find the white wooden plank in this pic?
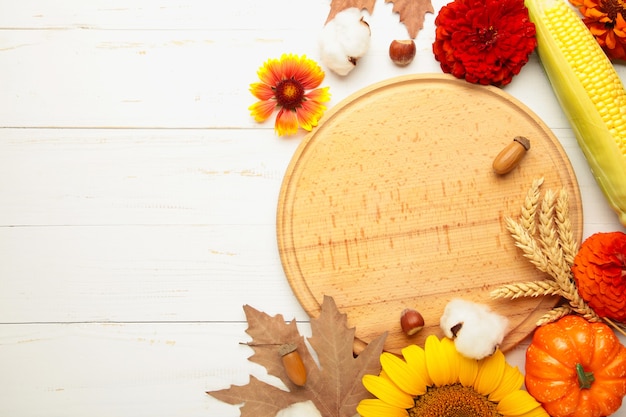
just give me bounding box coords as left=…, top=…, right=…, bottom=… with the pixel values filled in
left=0, top=224, right=308, bottom=323
left=0, top=322, right=275, bottom=417
left=0, top=0, right=330, bottom=30
left=0, top=129, right=300, bottom=226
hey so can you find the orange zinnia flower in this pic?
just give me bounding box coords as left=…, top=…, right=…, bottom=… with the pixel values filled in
left=572, top=231, right=626, bottom=322
left=569, top=0, right=626, bottom=60
left=249, top=54, right=330, bottom=136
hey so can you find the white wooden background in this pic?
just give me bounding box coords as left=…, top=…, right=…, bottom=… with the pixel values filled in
left=1, top=1, right=625, bottom=416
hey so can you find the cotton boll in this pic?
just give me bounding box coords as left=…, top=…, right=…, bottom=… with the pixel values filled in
left=319, top=8, right=371, bottom=76
left=440, top=299, right=509, bottom=360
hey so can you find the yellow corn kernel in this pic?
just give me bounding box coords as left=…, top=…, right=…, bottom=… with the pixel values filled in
left=525, top=0, right=626, bottom=225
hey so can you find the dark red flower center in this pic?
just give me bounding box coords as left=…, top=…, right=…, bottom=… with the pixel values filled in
left=474, top=25, right=499, bottom=50
left=274, top=78, right=305, bottom=110
left=602, top=0, right=626, bottom=28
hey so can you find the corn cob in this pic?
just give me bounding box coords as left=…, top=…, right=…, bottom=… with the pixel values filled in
left=525, top=0, right=626, bottom=226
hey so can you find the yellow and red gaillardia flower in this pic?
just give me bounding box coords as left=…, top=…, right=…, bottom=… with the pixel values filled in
left=572, top=231, right=626, bottom=323
left=432, top=0, right=537, bottom=86
left=249, top=53, right=330, bottom=136
left=569, top=0, right=626, bottom=60
left=357, top=335, right=548, bottom=417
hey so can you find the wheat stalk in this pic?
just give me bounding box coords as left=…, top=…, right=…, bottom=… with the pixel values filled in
left=492, top=178, right=602, bottom=326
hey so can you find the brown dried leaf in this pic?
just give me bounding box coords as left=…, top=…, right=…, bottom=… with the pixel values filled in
left=207, top=296, right=387, bottom=417
left=386, top=0, right=434, bottom=38
left=326, top=0, right=377, bottom=23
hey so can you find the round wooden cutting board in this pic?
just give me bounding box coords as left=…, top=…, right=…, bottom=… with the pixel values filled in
left=277, top=74, right=582, bottom=355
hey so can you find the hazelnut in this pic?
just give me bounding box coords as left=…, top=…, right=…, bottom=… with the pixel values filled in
left=400, top=308, right=425, bottom=336
left=389, top=40, right=416, bottom=66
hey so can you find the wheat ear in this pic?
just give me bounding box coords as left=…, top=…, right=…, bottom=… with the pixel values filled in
left=490, top=280, right=561, bottom=299
left=555, top=188, right=578, bottom=265
left=520, top=177, right=544, bottom=234
left=505, top=217, right=550, bottom=274
left=536, top=305, right=572, bottom=326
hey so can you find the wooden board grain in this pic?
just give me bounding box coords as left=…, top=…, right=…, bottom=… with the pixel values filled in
left=277, top=74, right=583, bottom=355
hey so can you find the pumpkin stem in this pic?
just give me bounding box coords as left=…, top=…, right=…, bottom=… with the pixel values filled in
left=576, top=363, right=595, bottom=389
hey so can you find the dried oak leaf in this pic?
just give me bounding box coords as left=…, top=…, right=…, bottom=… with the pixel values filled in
left=386, top=0, right=434, bottom=38
left=326, top=0, right=376, bottom=23
left=207, top=295, right=387, bottom=417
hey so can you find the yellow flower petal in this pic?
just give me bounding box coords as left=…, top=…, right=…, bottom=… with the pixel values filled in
left=473, top=349, right=506, bottom=396
left=356, top=399, right=409, bottom=417
left=425, top=335, right=457, bottom=386
left=380, top=352, right=427, bottom=396
left=295, top=100, right=326, bottom=131
left=514, top=406, right=550, bottom=417
left=305, top=86, right=331, bottom=103
left=497, top=390, right=545, bottom=416
left=275, top=108, right=298, bottom=136
left=249, top=82, right=275, bottom=101
left=248, top=100, right=276, bottom=122
left=488, top=363, right=524, bottom=402
left=362, top=375, right=415, bottom=409
left=401, top=344, right=432, bottom=386
left=458, top=351, right=479, bottom=387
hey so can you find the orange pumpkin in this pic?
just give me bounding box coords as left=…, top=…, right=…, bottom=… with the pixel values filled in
left=525, top=315, right=626, bottom=417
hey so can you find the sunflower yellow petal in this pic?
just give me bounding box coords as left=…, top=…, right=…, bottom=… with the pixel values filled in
left=362, top=375, right=415, bottom=409
left=401, top=344, right=432, bottom=386
left=473, top=349, right=506, bottom=395
left=497, top=390, right=544, bottom=416
left=380, top=352, right=427, bottom=396
left=488, top=364, right=524, bottom=402
left=248, top=100, right=276, bottom=122
left=513, top=405, right=550, bottom=417
left=356, top=399, right=409, bottom=417
left=442, top=337, right=461, bottom=382
left=425, top=335, right=456, bottom=386
left=458, top=351, right=479, bottom=387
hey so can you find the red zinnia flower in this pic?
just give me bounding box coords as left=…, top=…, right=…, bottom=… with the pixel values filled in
left=432, top=0, right=537, bottom=86
left=572, top=231, right=626, bottom=322
left=570, top=0, right=626, bottom=60
left=249, top=54, right=330, bottom=136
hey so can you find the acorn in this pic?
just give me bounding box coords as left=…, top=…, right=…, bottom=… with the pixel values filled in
left=492, top=136, right=531, bottom=175
left=278, top=343, right=307, bottom=386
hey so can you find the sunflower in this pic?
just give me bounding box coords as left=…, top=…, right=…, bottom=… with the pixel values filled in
left=357, top=335, right=548, bottom=417
left=249, top=53, right=331, bottom=136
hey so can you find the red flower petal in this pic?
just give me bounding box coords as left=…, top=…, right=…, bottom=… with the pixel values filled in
left=432, top=0, right=537, bottom=86
left=573, top=232, right=626, bottom=322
